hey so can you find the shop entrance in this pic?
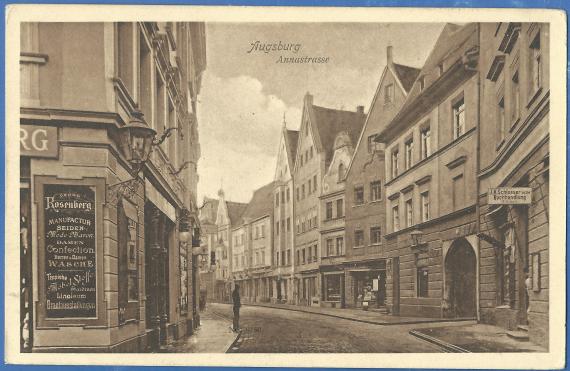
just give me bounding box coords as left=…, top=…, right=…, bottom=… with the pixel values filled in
left=352, top=270, right=386, bottom=308
left=445, top=238, right=477, bottom=318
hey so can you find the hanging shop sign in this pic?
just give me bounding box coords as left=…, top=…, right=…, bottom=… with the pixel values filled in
left=488, top=187, right=532, bottom=205
left=43, top=184, right=97, bottom=318
left=20, top=125, right=58, bottom=158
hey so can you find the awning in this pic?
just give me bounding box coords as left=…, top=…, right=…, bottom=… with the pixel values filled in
left=145, top=178, right=176, bottom=222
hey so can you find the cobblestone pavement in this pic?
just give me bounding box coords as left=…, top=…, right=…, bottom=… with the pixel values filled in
left=209, top=303, right=449, bottom=353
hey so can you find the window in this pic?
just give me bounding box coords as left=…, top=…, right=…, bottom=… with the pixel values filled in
left=326, top=202, right=333, bottom=220
left=511, top=70, right=520, bottom=125
left=310, top=146, right=314, bottom=159
left=302, top=248, right=306, bottom=264
left=370, top=181, right=381, bottom=201
left=262, top=251, right=265, bottom=264
left=336, top=199, right=344, bottom=218
left=336, top=237, right=344, bottom=256
left=529, top=31, right=542, bottom=96
left=370, top=226, right=382, bottom=245
left=453, top=97, right=465, bottom=139
left=281, top=251, right=285, bottom=266
left=438, top=63, right=444, bottom=76
left=417, top=267, right=429, bottom=297
left=391, top=149, right=400, bottom=178
left=305, top=123, right=309, bottom=136
left=354, top=230, right=365, bottom=247
left=281, top=220, right=285, bottom=234
left=139, top=34, right=152, bottom=129
left=313, top=175, right=317, bottom=192
left=296, top=187, right=299, bottom=201
left=338, top=163, right=346, bottom=182
left=354, top=186, right=364, bottom=205
left=296, top=219, right=300, bottom=234
left=117, top=23, right=134, bottom=94
left=325, top=275, right=341, bottom=301
left=287, top=217, right=291, bottom=232
left=275, top=193, right=279, bottom=207
left=497, top=95, right=505, bottom=144
left=302, top=184, right=305, bottom=199
left=420, top=191, right=430, bottom=222
left=392, top=205, right=400, bottom=232
left=281, top=190, right=285, bottom=204
left=286, top=188, right=290, bottom=202
left=276, top=221, right=279, bottom=236
left=326, top=238, right=334, bottom=256
left=384, top=83, right=394, bottom=104
left=286, top=250, right=290, bottom=265
left=300, top=154, right=304, bottom=167
left=308, top=179, right=312, bottom=194
left=405, top=199, right=413, bottom=227
left=420, top=126, right=431, bottom=159
left=367, top=135, right=377, bottom=153
left=312, top=212, right=317, bottom=227
left=261, top=225, right=265, bottom=238
left=167, top=100, right=177, bottom=167
left=155, top=69, right=166, bottom=152
left=296, top=250, right=300, bottom=265
left=452, top=174, right=465, bottom=210
left=405, top=138, right=414, bottom=170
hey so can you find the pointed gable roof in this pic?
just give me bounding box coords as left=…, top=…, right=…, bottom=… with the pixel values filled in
left=392, top=63, right=421, bottom=92
left=309, top=104, right=366, bottom=166
left=285, top=129, right=299, bottom=167
left=226, top=201, right=248, bottom=226
left=238, top=181, right=276, bottom=225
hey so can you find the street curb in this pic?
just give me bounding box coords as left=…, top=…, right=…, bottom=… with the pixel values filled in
left=408, top=330, right=471, bottom=353
left=241, top=302, right=476, bottom=327
left=209, top=310, right=242, bottom=353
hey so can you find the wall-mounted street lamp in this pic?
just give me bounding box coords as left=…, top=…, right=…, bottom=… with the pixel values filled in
left=410, top=229, right=427, bottom=248
left=107, top=110, right=156, bottom=204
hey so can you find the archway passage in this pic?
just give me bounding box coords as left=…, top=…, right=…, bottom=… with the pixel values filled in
left=445, top=239, right=477, bottom=318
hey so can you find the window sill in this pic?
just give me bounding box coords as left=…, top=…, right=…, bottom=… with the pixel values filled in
left=352, top=203, right=365, bottom=208
left=369, top=242, right=382, bottom=246
left=369, top=199, right=382, bottom=204
left=353, top=245, right=365, bottom=249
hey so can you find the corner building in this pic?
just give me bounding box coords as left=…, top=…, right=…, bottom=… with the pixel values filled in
left=478, top=22, right=550, bottom=346
left=377, top=23, right=480, bottom=318
left=20, top=22, right=206, bottom=352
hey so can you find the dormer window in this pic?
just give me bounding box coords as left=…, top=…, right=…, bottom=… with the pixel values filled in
left=384, top=83, right=394, bottom=104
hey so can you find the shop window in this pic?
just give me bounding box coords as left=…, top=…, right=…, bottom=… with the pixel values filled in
left=325, top=275, right=341, bottom=301
left=118, top=201, right=139, bottom=324
left=417, top=267, right=429, bottom=297
left=370, top=181, right=381, bottom=201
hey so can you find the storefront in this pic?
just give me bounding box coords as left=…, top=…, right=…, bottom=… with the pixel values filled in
left=344, top=260, right=386, bottom=309
left=321, top=272, right=344, bottom=308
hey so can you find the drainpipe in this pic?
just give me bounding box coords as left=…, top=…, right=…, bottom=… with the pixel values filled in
left=475, top=23, right=482, bottom=323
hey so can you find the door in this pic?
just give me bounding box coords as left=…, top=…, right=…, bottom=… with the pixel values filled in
left=445, top=239, right=477, bottom=318
left=392, top=258, right=400, bottom=315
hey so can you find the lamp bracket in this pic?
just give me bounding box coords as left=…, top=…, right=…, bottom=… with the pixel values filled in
left=107, top=177, right=141, bottom=204
left=153, top=126, right=181, bottom=146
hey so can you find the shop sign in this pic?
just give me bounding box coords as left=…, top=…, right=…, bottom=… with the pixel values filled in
left=20, top=125, right=58, bottom=158
left=44, top=184, right=97, bottom=318
left=488, top=187, right=532, bottom=205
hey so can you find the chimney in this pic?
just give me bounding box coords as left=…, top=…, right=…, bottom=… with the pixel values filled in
left=304, top=92, right=314, bottom=106
left=356, top=105, right=365, bottom=114
left=386, top=45, right=393, bottom=66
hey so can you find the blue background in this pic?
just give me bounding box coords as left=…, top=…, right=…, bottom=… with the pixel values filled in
left=1, top=0, right=567, bottom=370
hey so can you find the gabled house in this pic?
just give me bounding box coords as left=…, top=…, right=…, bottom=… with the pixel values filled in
left=344, top=46, right=421, bottom=309
left=293, top=93, right=366, bottom=306
left=271, top=122, right=299, bottom=304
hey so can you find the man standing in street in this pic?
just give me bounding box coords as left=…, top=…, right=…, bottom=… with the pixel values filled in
left=232, top=284, right=241, bottom=332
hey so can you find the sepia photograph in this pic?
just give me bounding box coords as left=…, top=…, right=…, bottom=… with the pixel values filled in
left=5, top=4, right=566, bottom=369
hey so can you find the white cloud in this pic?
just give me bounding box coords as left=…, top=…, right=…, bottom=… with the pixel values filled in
left=197, top=72, right=302, bottom=203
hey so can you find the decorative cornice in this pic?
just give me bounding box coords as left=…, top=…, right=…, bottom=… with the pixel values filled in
left=400, top=184, right=414, bottom=194
left=486, top=54, right=506, bottom=81
left=415, top=175, right=432, bottom=186
left=445, top=155, right=467, bottom=170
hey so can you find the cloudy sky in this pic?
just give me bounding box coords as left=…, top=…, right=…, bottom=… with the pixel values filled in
left=197, top=23, right=444, bottom=204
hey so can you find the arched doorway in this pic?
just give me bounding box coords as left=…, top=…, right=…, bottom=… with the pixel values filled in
left=444, top=238, right=477, bottom=318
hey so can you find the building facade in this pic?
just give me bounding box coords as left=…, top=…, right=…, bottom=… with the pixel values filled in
left=293, top=93, right=366, bottom=306
left=478, top=22, right=550, bottom=346
left=231, top=182, right=275, bottom=303
left=271, top=124, right=298, bottom=304
left=20, top=22, right=206, bottom=352
left=377, top=23, right=480, bottom=318
left=343, top=46, right=420, bottom=310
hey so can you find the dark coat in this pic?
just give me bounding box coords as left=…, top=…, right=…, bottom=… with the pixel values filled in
left=232, top=289, right=241, bottom=309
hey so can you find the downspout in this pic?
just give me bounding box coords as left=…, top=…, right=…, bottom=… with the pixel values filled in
left=475, top=23, right=482, bottom=322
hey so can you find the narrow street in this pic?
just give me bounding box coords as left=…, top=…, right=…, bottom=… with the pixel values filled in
left=208, top=303, right=444, bottom=353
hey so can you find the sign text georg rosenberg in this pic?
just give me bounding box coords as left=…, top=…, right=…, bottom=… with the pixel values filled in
left=488, top=187, right=532, bottom=205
